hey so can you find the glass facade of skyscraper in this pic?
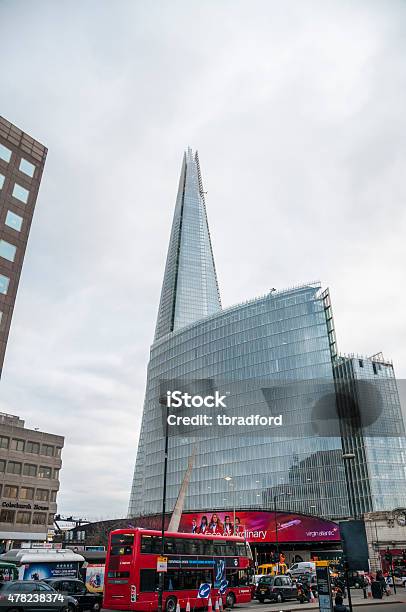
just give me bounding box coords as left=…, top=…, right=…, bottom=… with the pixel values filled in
left=129, top=149, right=406, bottom=522
left=130, top=281, right=350, bottom=519
left=335, top=355, right=406, bottom=515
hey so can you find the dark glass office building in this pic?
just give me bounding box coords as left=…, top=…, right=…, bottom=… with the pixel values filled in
left=0, top=116, right=47, bottom=376
left=335, top=354, right=406, bottom=515
left=128, top=149, right=406, bottom=521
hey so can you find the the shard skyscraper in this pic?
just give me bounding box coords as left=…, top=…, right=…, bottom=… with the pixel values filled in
left=128, top=149, right=406, bottom=519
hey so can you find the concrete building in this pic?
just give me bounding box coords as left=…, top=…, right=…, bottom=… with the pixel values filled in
left=364, top=509, right=406, bottom=572
left=0, top=116, right=47, bottom=377
left=0, top=412, right=63, bottom=549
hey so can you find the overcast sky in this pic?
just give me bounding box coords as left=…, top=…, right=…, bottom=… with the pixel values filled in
left=0, top=0, right=405, bottom=519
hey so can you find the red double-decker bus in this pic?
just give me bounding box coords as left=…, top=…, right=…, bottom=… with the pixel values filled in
left=103, top=528, right=253, bottom=612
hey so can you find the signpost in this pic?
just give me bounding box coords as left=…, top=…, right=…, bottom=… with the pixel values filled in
left=197, top=583, right=211, bottom=599
left=219, top=580, right=228, bottom=595
left=315, top=561, right=333, bottom=612
left=157, top=556, right=168, bottom=573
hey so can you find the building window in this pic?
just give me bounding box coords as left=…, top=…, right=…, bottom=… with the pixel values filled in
left=0, top=173, right=4, bottom=189
left=12, top=183, right=29, bottom=204
left=0, top=509, right=15, bottom=523
left=32, top=512, right=47, bottom=525
left=20, top=487, right=34, bottom=500
left=0, top=240, right=17, bottom=262
left=5, top=210, right=23, bottom=232
left=55, top=447, right=62, bottom=457
left=36, top=489, right=49, bottom=502
left=3, top=485, right=18, bottom=498
left=0, top=459, right=5, bottom=472
left=0, top=435, right=9, bottom=449
left=6, top=461, right=22, bottom=475
left=42, top=444, right=54, bottom=457
left=10, top=438, right=25, bottom=451
left=0, top=274, right=10, bottom=295
left=16, top=511, right=31, bottom=524
left=53, top=468, right=60, bottom=479
left=48, top=513, right=54, bottom=525
left=19, top=158, right=36, bottom=178
left=38, top=466, right=52, bottom=479
left=23, top=463, right=37, bottom=477
left=0, top=144, right=12, bottom=163
left=50, top=490, right=58, bottom=502
left=26, top=441, right=40, bottom=454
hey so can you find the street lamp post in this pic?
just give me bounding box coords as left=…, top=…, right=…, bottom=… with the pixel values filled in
left=158, top=398, right=170, bottom=612
left=343, top=453, right=357, bottom=519
left=273, top=492, right=291, bottom=566
left=342, top=453, right=357, bottom=612
left=224, top=476, right=236, bottom=532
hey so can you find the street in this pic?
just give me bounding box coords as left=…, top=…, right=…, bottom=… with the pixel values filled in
left=101, top=587, right=406, bottom=612
left=229, top=586, right=406, bottom=612
left=242, top=606, right=406, bottom=612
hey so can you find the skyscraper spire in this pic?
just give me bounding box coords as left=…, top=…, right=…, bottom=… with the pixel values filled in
left=154, top=149, right=221, bottom=341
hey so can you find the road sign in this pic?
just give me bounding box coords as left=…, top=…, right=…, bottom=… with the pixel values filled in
left=197, top=583, right=211, bottom=599
left=315, top=564, right=333, bottom=612
left=157, top=556, right=168, bottom=572
left=219, top=579, right=228, bottom=595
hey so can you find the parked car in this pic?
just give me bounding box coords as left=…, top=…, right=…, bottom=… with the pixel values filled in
left=393, top=568, right=406, bottom=587
left=255, top=575, right=298, bottom=603
left=287, top=562, right=316, bottom=577
left=0, top=580, right=78, bottom=612
left=43, top=579, right=102, bottom=612
left=344, top=571, right=366, bottom=589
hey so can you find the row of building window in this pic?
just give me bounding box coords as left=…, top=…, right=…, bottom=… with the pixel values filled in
left=0, top=172, right=31, bottom=205
left=1, top=483, right=58, bottom=501
left=0, top=459, right=59, bottom=479
left=0, top=509, right=53, bottom=525
left=0, top=436, right=61, bottom=456
left=0, top=143, right=36, bottom=298
left=0, top=143, right=36, bottom=177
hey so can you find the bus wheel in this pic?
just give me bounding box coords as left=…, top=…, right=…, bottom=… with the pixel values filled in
left=226, top=592, right=236, bottom=608
left=165, top=596, right=177, bottom=612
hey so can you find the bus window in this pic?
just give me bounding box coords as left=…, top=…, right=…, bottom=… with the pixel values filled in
left=163, top=570, right=213, bottom=591
left=110, top=533, right=134, bottom=556
left=140, top=569, right=158, bottom=592
left=110, top=546, right=133, bottom=556
left=111, top=534, right=134, bottom=546
left=141, top=535, right=162, bottom=553
left=165, top=538, right=177, bottom=554
left=236, top=542, right=247, bottom=557
left=213, top=541, right=226, bottom=556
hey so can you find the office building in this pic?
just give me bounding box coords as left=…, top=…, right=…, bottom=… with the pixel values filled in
left=0, top=412, right=63, bottom=549
left=129, top=149, right=351, bottom=519
left=0, top=116, right=47, bottom=377
left=129, top=149, right=406, bottom=523
left=334, top=353, right=406, bottom=515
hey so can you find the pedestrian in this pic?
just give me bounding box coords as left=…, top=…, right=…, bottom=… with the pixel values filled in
left=333, top=594, right=349, bottom=612
left=376, top=570, right=389, bottom=596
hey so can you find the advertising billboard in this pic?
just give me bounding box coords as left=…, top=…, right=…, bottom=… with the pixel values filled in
left=178, top=511, right=340, bottom=543
left=18, top=562, right=80, bottom=580
left=85, top=563, right=105, bottom=593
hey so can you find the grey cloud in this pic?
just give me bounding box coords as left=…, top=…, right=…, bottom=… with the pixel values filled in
left=0, top=0, right=405, bottom=517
